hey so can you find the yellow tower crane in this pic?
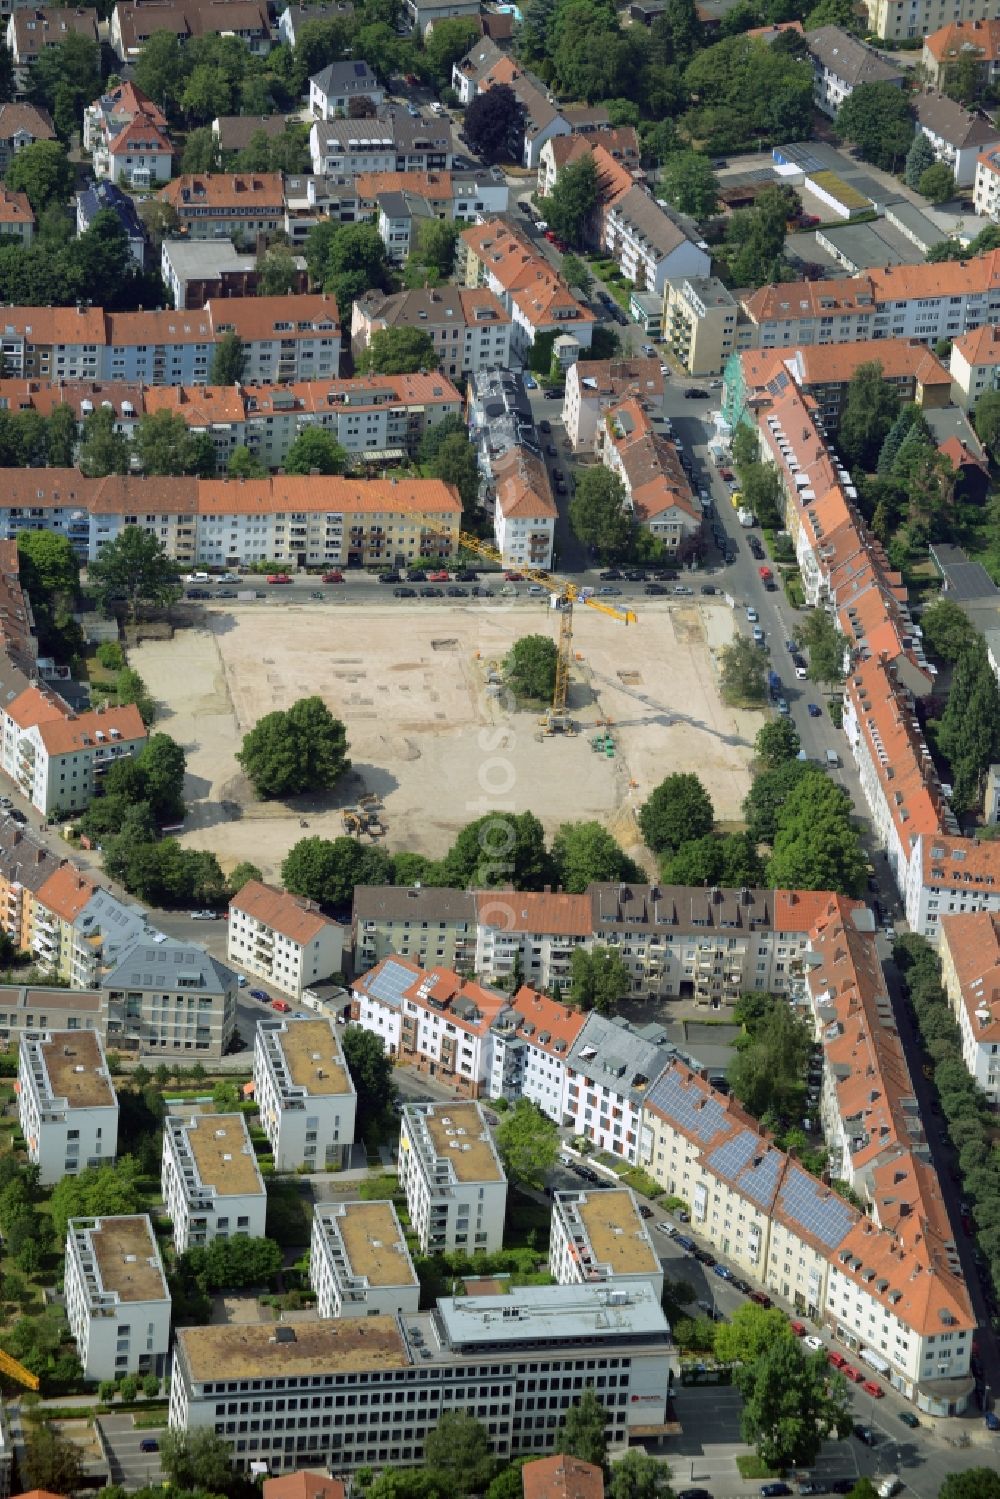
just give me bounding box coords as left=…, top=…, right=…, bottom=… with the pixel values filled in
left=452, top=531, right=637, bottom=734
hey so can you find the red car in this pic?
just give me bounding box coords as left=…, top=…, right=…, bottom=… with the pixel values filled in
left=427, top=569, right=450, bottom=582
left=790, top=1320, right=806, bottom=1337
left=828, top=1351, right=847, bottom=1370
left=266, top=573, right=291, bottom=584
left=271, top=998, right=291, bottom=1013
left=862, top=1380, right=884, bottom=1398
left=553, top=238, right=568, bottom=252
left=759, top=566, right=773, bottom=582
left=719, top=467, right=735, bottom=482
left=843, top=1365, right=864, bottom=1383
left=504, top=570, right=524, bottom=581
left=749, top=1291, right=773, bottom=1308
left=544, top=230, right=557, bottom=243
left=322, top=570, right=344, bottom=583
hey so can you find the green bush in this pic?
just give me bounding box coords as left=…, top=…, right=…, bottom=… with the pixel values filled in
left=96, top=641, right=126, bottom=671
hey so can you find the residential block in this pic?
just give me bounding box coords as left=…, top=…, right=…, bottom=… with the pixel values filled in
left=398, top=1100, right=507, bottom=1254
left=64, top=1214, right=170, bottom=1382
left=309, top=1200, right=418, bottom=1318
left=253, top=1016, right=356, bottom=1171
left=162, top=1112, right=266, bottom=1253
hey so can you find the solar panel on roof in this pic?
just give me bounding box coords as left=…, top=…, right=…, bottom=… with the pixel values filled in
left=707, top=1129, right=757, bottom=1182
left=646, top=1067, right=728, bottom=1143
left=365, top=959, right=413, bottom=1009
left=779, top=1167, right=856, bottom=1248
left=739, top=1148, right=782, bottom=1209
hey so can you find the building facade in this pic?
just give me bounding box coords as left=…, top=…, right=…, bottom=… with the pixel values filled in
left=64, top=1214, right=170, bottom=1381
left=253, top=1016, right=356, bottom=1171
left=309, top=1200, right=419, bottom=1318
left=229, top=880, right=344, bottom=999
left=398, top=1101, right=507, bottom=1254
left=162, top=1112, right=266, bottom=1253
left=939, top=911, right=1000, bottom=1101
left=549, top=1187, right=662, bottom=1298
left=18, top=1028, right=118, bottom=1185
left=102, top=936, right=240, bottom=1060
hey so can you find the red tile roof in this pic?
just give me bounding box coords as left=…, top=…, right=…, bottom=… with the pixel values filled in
left=230, top=879, right=338, bottom=946
left=522, top=1456, right=604, bottom=1499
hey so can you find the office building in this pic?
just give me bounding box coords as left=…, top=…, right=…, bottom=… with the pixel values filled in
left=253, top=1016, right=356, bottom=1172
left=398, top=1101, right=507, bottom=1254
left=549, top=1188, right=662, bottom=1298
left=17, top=1028, right=118, bottom=1185
left=64, top=1213, right=170, bottom=1381
left=162, top=1112, right=266, bottom=1253
left=309, top=1200, right=418, bottom=1318
left=168, top=1283, right=676, bottom=1472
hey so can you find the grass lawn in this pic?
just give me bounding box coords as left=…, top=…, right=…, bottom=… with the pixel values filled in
left=736, top=1455, right=780, bottom=1479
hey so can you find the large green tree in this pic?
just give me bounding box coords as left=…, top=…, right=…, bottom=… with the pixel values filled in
left=88, top=526, right=181, bottom=621
left=22, top=1423, right=83, bottom=1494
left=608, top=1451, right=673, bottom=1499
left=765, top=775, right=866, bottom=896
left=973, top=389, right=1000, bottom=457
left=547, top=153, right=599, bottom=249
left=494, top=1099, right=559, bottom=1190
left=6, top=138, right=75, bottom=213
left=281, top=835, right=393, bottom=908
left=134, top=410, right=216, bottom=477
left=427, top=433, right=479, bottom=526
left=79, top=405, right=131, bottom=477
left=504, top=634, right=558, bottom=702
left=794, top=608, right=846, bottom=687
left=737, top=1338, right=852, bottom=1472
left=556, top=1388, right=610, bottom=1471
left=569, top=944, right=631, bottom=1014
left=835, top=82, right=913, bottom=171
left=639, top=772, right=714, bottom=854
left=442, top=810, right=553, bottom=890
left=938, top=637, right=1000, bottom=813
left=938, top=1472, right=1000, bottom=1499
left=464, top=82, right=525, bottom=163
left=551, top=821, right=641, bottom=893
left=341, top=1025, right=397, bottom=1121
left=159, top=1430, right=235, bottom=1494
left=714, top=1302, right=794, bottom=1365
left=424, top=1412, right=496, bottom=1494
left=283, top=427, right=348, bottom=475
left=361, top=326, right=439, bottom=375
left=569, top=468, right=632, bottom=562
left=836, top=361, right=900, bottom=471
left=719, top=634, right=767, bottom=706
left=660, top=151, right=718, bottom=218
left=755, top=718, right=801, bottom=770
left=904, top=130, right=936, bottom=189
left=237, top=696, right=350, bottom=799
left=209, top=330, right=246, bottom=385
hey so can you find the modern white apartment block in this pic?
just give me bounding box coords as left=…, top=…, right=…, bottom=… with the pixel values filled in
left=309, top=1200, right=419, bottom=1318
left=102, top=936, right=240, bottom=1060
left=487, top=986, right=586, bottom=1123
left=549, top=1188, right=663, bottom=1299
left=64, top=1213, right=170, bottom=1381
left=253, top=1016, right=356, bottom=1172
left=939, top=911, right=1000, bottom=1102
left=398, top=1101, right=507, bottom=1255
left=162, top=1112, right=266, bottom=1254
left=229, top=880, right=345, bottom=999
left=168, top=1283, right=676, bottom=1472
left=17, top=1029, right=118, bottom=1185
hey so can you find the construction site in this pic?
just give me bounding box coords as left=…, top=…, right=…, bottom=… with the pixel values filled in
left=129, top=595, right=765, bottom=880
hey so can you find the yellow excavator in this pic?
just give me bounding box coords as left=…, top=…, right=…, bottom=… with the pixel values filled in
left=450, top=530, right=637, bottom=733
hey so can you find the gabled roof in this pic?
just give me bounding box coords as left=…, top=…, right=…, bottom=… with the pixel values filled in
left=107, top=118, right=173, bottom=157
left=310, top=59, right=379, bottom=96
left=492, top=443, right=557, bottom=522
left=0, top=102, right=55, bottom=142
left=160, top=172, right=285, bottom=212
left=915, top=92, right=1000, bottom=149
left=230, top=879, right=339, bottom=945
left=925, top=18, right=1000, bottom=65
left=521, top=1456, right=604, bottom=1499
left=263, top=1474, right=346, bottom=1499
left=807, top=25, right=905, bottom=87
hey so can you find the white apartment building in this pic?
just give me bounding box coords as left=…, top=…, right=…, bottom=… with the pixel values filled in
left=351, top=286, right=512, bottom=383
left=915, top=93, right=1000, bottom=187
left=352, top=958, right=508, bottom=1097
left=169, top=1282, right=676, bottom=1472
left=253, top=1016, right=356, bottom=1172
left=398, top=1101, right=507, bottom=1255
left=487, top=987, right=586, bottom=1124
left=974, top=146, right=1000, bottom=218
left=474, top=890, right=592, bottom=989
left=939, top=911, right=1000, bottom=1101
left=101, top=936, right=240, bottom=1060
left=64, top=1214, right=171, bottom=1382
left=18, top=1029, right=118, bottom=1185
left=562, top=356, right=664, bottom=452
left=602, top=189, right=710, bottom=296
left=562, top=1012, right=678, bottom=1165
left=549, top=1188, right=662, bottom=1298
left=807, top=25, right=905, bottom=116
left=162, top=1112, right=266, bottom=1254
left=949, top=322, right=1000, bottom=409
left=0, top=690, right=147, bottom=816
left=663, top=277, right=740, bottom=377
left=228, top=880, right=344, bottom=1000
left=309, top=1200, right=419, bottom=1318
left=491, top=446, right=557, bottom=571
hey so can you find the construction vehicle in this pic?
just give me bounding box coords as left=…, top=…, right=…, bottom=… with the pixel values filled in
left=445, top=531, right=637, bottom=733
left=342, top=807, right=386, bottom=839
left=0, top=1347, right=40, bottom=1390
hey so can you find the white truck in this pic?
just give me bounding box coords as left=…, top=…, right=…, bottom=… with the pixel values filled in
left=737, top=507, right=756, bottom=527
left=878, top=1477, right=901, bottom=1498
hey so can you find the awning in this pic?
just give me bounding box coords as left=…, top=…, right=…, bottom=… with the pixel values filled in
left=861, top=1347, right=891, bottom=1375
left=356, top=448, right=407, bottom=462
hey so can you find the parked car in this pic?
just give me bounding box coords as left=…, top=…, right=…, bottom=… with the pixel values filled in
left=700, top=584, right=716, bottom=595
left=266, top=573, right=292, bottom=584
left=379, top=570, right=401, bottom=584
left=393, top=586, right=417, bottom=597
left=271, top=999, right=291, bottom=1013
left=827, top=1351, right=847, bottom=1370
left=853, top=1424, right=877, bottom=1447
left=678, top=1490, right=713, bottom=1499
left=427, top=569, right=450, bottom=582
left=140, top=1439, right=160, bottom=1453
left=898, top=1411, right=919, bottom=1429
left=637, top=1203, right=653, bottom=1219
left=803, top=1335, right=824, bottom=1351
left=322, top=570, right=344, bottom=583
left=685, top=387, right=710, bottom=399
left=420, top=586, right=443, bottom=597
left=807, top=702, right=821, bottom=718
left=189, top=909, right=217, bottom=920
left=645, top=583, right=667, bottom=595
left=749, top=1290, right=772, bottom=1308
left=985, top=1410, right=1000, bottom=1431
left=539, top=419, right=552, bottom=433
left=842, top=1365, right=864, bottom=1383
left=776, top=697, right=790, bottom=716
left=731, top=1278, right=750, bottom=1294
left=523, top=374, right=538, bottom=388
left=761, top=1486, right=792, bottom=1498
left=712, top=1263, right=732, bottom=1280
left=504, top=570, right=524, bottom=581
left=797, top=1483, right=828, bottom=1496
left=789, top=1320, right=806, bottom=1337
left=250, top=989, right=270, bottom=1001
left=830, top=1483, right=857, bottom=1495
left=746, top=606, right=759, bottom=622
left=599, top=568, right=623, bottom=580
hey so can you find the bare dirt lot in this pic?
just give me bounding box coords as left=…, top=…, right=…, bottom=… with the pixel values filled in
left=130, top=597, right=763, bottom=880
